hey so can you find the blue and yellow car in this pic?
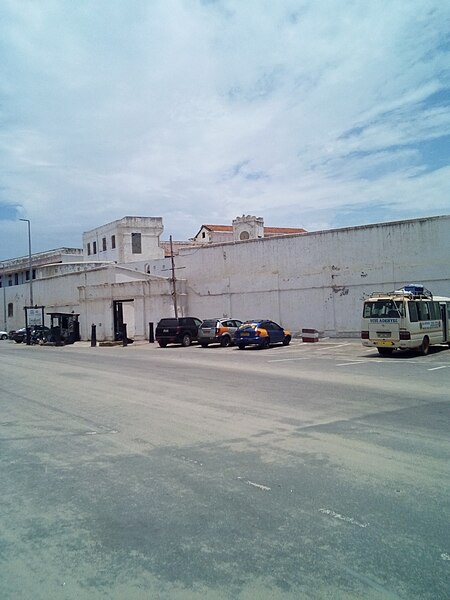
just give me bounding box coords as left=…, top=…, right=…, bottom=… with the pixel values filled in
left=234, top=320, right=291, bottom=349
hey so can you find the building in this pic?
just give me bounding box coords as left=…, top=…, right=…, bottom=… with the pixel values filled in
left=192, top=215, right=306, bottom=244
left=1, top=214, right=449, bottom=341
left=82, top=216, right=165, bottom=264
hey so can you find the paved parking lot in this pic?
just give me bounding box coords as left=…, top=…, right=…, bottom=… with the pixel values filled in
left=0, top=338, right=449, bottom=599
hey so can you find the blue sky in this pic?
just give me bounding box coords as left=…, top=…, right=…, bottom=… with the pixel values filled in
left=1, top=0, right=449, bottom=259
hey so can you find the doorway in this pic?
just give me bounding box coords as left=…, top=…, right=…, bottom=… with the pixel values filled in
left=113, top=299, right=135, bottom=341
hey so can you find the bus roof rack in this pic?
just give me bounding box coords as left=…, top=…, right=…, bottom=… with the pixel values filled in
left=368, top=285, right=433, bottom=300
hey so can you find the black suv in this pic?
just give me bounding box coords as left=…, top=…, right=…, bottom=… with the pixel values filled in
left=155, top=317, right=202, bottom=347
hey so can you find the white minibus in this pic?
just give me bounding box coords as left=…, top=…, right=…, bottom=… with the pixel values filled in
left=361, top=284, right=450, bottom=356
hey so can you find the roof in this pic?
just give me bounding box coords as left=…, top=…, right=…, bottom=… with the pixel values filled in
left=194, top=224, right=306, bottom=238
left=201, top=225, right=233, bottom=232
left=263, top=226, right=307, bottom=235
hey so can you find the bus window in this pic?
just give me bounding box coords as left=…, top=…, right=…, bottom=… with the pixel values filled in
left=363, top=300, right=404, bottom=318
left=431, top=302, right=440, bottom=320
left=408, top=302, right=418, bottom=322
left=417, top=302, right=431, bottom=321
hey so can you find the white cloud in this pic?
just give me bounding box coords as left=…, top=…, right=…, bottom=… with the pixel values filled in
left=0, top=0, right=449, bottom=257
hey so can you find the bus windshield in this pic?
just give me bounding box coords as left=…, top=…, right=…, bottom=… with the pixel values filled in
left=363, top=300, right=405, bottom=319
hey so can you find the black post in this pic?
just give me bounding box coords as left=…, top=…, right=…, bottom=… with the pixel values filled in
left=91, top=324, right=97, bottom=347
left=122, top=323, right=128, bottom=347
left=26, top=327, right=31, bottom=345
left=149, top=322, right=154, bottom=343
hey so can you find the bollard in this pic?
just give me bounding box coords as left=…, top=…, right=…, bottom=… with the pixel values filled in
left=91, top=324, right=97, bottom=347
left=149, top=322, right=154, bottom=343
left=26, top=327, right=31, bottom=345
left=122, top=323, right=128, bottom=347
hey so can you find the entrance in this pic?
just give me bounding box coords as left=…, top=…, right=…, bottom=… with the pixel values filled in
left=113, top=299, right=135, bottom=341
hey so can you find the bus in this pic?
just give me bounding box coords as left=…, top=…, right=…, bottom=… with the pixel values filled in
left=361, top=284, right=450, bottom=356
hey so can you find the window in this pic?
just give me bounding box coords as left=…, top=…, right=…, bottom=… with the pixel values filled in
left=32, top=269, right=36, bottom=280
left=417, top=301, right=431, bottom=321
left=131, top=232, right=142, bottom=254
left=14, top=273, right=19, bottom=285
left=102, top=237, right=107, bottom=251
left=240, top=231, right=250, bottom=240
left=430, top=302, right=440, bottom=320
left=111, top=235, right=116, bottom=249
left=93, top=241, right=97, bottom=254
left=25, top=270, right=30, bottom=281
left=408, top=302, right=418, bottom=323
left=8, top=303, right=13, bottom=318
left=87, top=243, right=91, bottom=256
left=202, top=231, right=206, bottom=239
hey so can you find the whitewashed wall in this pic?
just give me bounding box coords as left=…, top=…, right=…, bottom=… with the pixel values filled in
left=173, top=215, right=450, bottom=336
left=2, top=215, right=449, bottom=340
left=1, top=265, right=173, bottom=341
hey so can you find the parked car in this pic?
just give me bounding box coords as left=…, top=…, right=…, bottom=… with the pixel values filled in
left=198, top=318, right=243, bottom=347
left=13, top=326, right=51, bottom=344
left=155, top=317, right=202, bottom=347
left=234, top=319, right=291, bottom=349
left=0, top=330, right=8, bottom=340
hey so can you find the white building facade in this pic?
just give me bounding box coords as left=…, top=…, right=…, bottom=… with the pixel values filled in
left=1, top=214, right=449, bottom=341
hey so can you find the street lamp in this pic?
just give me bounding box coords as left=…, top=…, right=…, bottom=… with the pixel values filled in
left=20, top=218, right=33, bottom=306
left=1, top=262, right=6, bottom=331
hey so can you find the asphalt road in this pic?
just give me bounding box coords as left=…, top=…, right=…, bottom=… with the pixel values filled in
left=0, top=338, right=449, bottom=599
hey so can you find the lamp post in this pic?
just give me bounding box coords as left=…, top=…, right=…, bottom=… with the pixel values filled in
left=20, top=218, right=33, bottom=306
left=1, top=262, right=6, bottom=331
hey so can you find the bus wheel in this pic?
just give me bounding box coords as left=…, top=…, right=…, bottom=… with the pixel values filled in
left=419, top=336, right=430, bottom=356
left=377, top=348, right=393, bottom=356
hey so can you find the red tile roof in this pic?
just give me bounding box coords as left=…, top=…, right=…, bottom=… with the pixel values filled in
left=201, top=225, right=306, bottom=234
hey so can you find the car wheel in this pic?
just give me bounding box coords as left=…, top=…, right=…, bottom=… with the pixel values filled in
left=15, top=339, right=23, bottom=344
left=220, top=336, right=231, bottom=347
left=1, top=334, right=7, bottom=340
left=181, top=333, right=191, bottom=347
left=158, top=341, right=167, bottom=348
left=282, top=335, right=291, bottom=346
left=201, top=342, right=209, bottom=348
left=238, top=344, right=245, bottom=350
left=261, top=337, right=270, bottom=349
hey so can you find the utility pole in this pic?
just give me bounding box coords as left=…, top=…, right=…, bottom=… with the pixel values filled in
left=169, top=235, right=178, bottom=318
left=1, top=262, right=6, bottom=331
left=20, top=218, right=33, bottom=306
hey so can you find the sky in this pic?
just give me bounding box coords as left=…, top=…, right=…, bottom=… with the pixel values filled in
left=1, top=0, right=449, bottom=260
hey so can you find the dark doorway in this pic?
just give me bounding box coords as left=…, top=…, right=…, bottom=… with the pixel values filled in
left=113, top=299, right=134, bottom=341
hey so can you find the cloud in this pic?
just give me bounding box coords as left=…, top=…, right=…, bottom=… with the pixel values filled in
left=0, top=0, right=449, bottom=257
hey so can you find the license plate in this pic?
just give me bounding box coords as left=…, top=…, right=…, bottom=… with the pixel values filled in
left=377, top=341, right=394, bottom=347
left=163, top=329, right=169, bottom=333
left=377, top=331, right=391, bottom=338
left=241, top=332, right=249, bottom=337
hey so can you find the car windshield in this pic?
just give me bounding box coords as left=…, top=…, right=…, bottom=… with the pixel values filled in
left=200, top=320, right=218, bottom=327
left=158, top=319, right=178, bottom=326
left=363, top=300, right=404, bottom=318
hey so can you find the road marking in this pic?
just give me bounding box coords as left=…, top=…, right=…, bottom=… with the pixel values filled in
left=319, top=508, right=369, bottom=528
left=326, top=343, right=353, bottom=350
left=428, top=366, right=448, bottom=371
left=268, top=357, right=311, bottom=362
left=238, top=477, right=271, bottom=491
left=336, top=361, right=367, bottom=366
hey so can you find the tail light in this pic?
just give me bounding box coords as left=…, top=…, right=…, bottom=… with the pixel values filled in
left=361, top=330, right=369, bottom=339
left=399, top=331, right=411, bottom=340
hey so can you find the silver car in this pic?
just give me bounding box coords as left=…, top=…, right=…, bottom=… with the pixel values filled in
left=198, top=318, right=243, bottom=347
